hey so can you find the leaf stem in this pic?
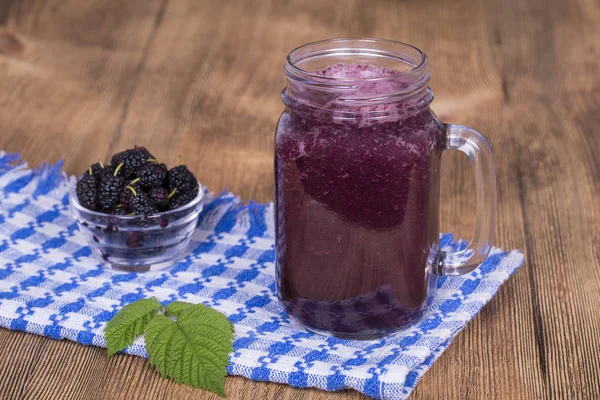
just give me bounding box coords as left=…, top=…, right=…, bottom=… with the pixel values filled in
left=114, top=163, right=125, bottom=176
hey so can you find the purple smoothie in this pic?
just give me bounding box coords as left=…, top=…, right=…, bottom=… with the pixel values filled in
left=275, top=64, right=444, bottom=337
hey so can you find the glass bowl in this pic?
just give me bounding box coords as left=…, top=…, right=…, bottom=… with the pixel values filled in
left=69, top=183, right=204, bottom=272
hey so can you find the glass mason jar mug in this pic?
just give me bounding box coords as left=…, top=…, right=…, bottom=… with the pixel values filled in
left=275, top=38, right=496, bottom=339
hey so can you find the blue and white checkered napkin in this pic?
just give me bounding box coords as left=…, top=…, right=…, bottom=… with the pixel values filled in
left=0, top=151, right=524, bottom=400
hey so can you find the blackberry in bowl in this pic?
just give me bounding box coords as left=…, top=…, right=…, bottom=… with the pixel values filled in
left=69, top=148, right=204, bottom=272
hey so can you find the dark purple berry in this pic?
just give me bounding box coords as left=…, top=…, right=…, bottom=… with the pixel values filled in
left=159, top=219, right=168, bottom=228
left=111, top=148, right=150, bottom=178
left=87, top=162, right=110, bottom=179
left=97, top=174, right=125, bottom=211
left=168, top=187, right=198, bottom=210
left=76, top=174, right=97, bottom=211
left=103, top=223, right=117, bottom=233
left=110, top=206, right=128, bottom=216
left=96, top=164, right=115, bottom=180
left=167, top=165, right=197, bottom=194
left=126, top=232, right=143, bottom=248
left=138, top=163, right=167, bottom=189
left=119, top=182, right=141, bottom=209
left=134, top=146, right=154, bottom=159
left=128, top=191, right=157, bottom=215
left=148, top=187, right=169, bottom=210
left=111, top=163, right=128, bottom=178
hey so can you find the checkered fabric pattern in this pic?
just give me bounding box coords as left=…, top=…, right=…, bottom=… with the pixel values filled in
left=0, top=151, right=524, bottom=400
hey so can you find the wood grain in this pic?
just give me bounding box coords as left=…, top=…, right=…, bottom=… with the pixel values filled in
left=0, top=0, right=598, bottom=399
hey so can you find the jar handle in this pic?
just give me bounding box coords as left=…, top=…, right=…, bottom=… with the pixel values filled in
left=439, top=124, right=497, bottom=276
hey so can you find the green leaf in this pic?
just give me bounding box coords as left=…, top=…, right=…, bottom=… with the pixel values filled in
left=105, top=297, right=162, bottom=357
left=144, top=304, right=234, bottom=397
left=166, top=300, right=194, bottom=317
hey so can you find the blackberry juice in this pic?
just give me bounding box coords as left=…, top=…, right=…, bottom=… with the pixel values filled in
left=275, top=62, right=445, bottom=338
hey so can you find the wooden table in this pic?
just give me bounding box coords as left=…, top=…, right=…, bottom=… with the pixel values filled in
left=0, top=0, right=598, bottom=398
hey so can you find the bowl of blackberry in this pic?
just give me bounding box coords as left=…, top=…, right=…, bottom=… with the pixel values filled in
left=69, top=146, right=204, bottom=272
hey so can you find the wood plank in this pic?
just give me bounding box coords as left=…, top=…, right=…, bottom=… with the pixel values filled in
left=0, top=0, right=166, bottom=175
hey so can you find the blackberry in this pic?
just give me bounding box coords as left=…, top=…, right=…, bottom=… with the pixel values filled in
left=128, top=191, right=157, bottom=215
left=138, top=163, right=167, bottom=189
left=111, top=148, right=151, bottom=178
left=119, top=180, right=142, bottom=209
left=88, top=162, right=106, bottom=179
left=97, top=164, right=115, bottom=180
left=98, top=172, right=125, bottom=211
left=126, top=231, right=144, bottom=248
left=168, top=187, right=198, bottom=210
left=111, top=162, right=129, bottom=178
left=167, top=165, right=197, bottom=194
left=135, top=146, right=154, bottom=159
left=76, top=174, right=97, bottom=210
left=76, top=146, right=179, bottom=216
left=110, top=205, right=128, bottom=216
left=148, top=186, right=169, bottom=210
